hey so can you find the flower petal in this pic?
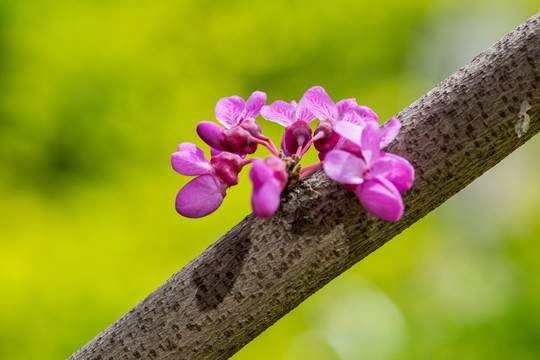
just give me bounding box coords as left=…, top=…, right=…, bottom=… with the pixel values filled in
left=300, top=86, right=337, bottom=120
left=249, top=158, right=272, bottom=188
left=356, top=177, right=404, bottom=222
left=249, top=159, right=283, bottom=218
left=171, top=143, right=212, bottom=176
left=279, top=133, right=291, bottom=157
left=260, top=100, right=296, bottom=127
left=361, top=122, right=382, bottom=165
left=323, top=150, right=366, bottom=184
left=380, top=153, right=415, bottom=192
left=354, top=106, right=379, bottom=123
left=366, top=156, right=394, bottom=179
left=196, top=121, right=226, bottom=151
left=210, top=147, right=223, bottom=157
left=175, top=174, right=227, bottom=218
left=339, top=139, right=363, bottom=157
left=335, top=98, right=358, bottom=119
left=379, top=118, right=401, bottom=148
left=244, top=91, right=267, bottom=119
left=295, top=98, right=316, bottom=123
left=177, top=142, right=202, bottom=153
left=339, top=109, right=365, bottom=125
left=214, top=95, right=245, bottom=128
left=333, top=121, right=363, bottom=144
left=252, top=180, right=282, bottom=218
left=265, top=155, right=288, bottom=188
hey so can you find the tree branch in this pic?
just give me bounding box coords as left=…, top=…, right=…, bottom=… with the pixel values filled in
left=70, top=12, right=540, bottom=360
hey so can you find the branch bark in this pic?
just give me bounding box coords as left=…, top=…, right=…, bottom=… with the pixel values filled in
left=70, top=12, right=540, bottom=360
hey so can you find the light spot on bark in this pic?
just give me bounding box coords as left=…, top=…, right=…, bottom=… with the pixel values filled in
left=515, top=99, right=531, bottom=138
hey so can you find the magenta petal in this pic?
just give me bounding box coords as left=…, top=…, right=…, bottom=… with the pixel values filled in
left=360, top=122, right=382, bottom=165
left=323, top=150, right=366, bottom=184
left=280, top=133, right=292, bottom=157
left=354, top=106, right=379, bottom=123
left=252, top=180, right=282, bottom=218
left=380, top=118, right=401, bottom=148
left=197, top=121, right=226, bottom=151
left=260, top=101, right=295, bottom=127
left=333, top=121, right=363, bottom=144
left=244, top=91, right=267, bottom=119
left=295, top=98, right=316, bottom=123
left=171, top=143, right=211, bottom=176
left=175, top=174, right=227, bottom=218
left=340, top=109, right=365, bottom=126
left=335, top=98, right=358, bottom=119
left=366, top=156, right=394, bottom=179
left=249, top=159, right=282, bottom=218
left=177, top=142, right=204, bottom=155
left=356, top=177, right=404, bottom=222
left=210, top=147, right=223, bottom=157
left=249, top=159, right=271, bottom=188
left=380, top=153, right=415, bottom=192
left=214, top=95, right=246, bottom=128
left=265, top=155, right=288, bottom=188
left=301, top=86, right=337, bottom=120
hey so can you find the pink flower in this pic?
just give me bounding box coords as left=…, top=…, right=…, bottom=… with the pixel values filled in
left=197, top=91, right=274, bottom=155
left=172, top=143, right=247, bottom=218
left=300, top=86, right=379, bottom=153
left=249, top=156, right=288, bottom=218
left=323, top=122, right=414, bottom=221
left=261, top=96, right=315, bottom=156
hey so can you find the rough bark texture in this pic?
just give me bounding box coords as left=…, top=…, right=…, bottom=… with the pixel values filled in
left=70, top=12, right=540, bottom=360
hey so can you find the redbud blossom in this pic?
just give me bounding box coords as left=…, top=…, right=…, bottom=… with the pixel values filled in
left=323, top=122, right=414, bottom=221
left=197, top=91, right=268, bottom=155
left=172, top=143, right=248, bottom=218
left=261, top=96, right=315, bottom=156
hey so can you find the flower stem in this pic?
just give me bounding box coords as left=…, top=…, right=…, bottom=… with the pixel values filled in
left=266, top=138, right=279, bottom=156
left=299, top=162, right=323, bottom=180
left=252, top=138, right=279, bottom=156
left=240, top=158, right=254, bottom=167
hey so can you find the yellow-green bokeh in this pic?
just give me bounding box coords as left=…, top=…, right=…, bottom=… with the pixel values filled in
left=1, top=1, right=539, bottom=359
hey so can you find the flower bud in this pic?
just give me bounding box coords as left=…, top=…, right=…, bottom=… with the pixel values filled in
left=197, top=121, right=226, bottom=151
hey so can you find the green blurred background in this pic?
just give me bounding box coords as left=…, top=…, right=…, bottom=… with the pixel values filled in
left=1, top=0, right=539, bottom=359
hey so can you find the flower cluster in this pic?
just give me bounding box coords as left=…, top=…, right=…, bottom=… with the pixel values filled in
left=172, top=86, right=414, bottom=221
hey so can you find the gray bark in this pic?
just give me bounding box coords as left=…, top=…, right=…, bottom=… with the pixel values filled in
left=69, top=11, right=540, bottom=360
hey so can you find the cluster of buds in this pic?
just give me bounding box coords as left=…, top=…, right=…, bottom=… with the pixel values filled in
left=172, top=86, right=414, bottom=221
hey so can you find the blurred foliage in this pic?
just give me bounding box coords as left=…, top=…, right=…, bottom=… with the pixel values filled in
left=0, top=0, right=539, bottom=359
